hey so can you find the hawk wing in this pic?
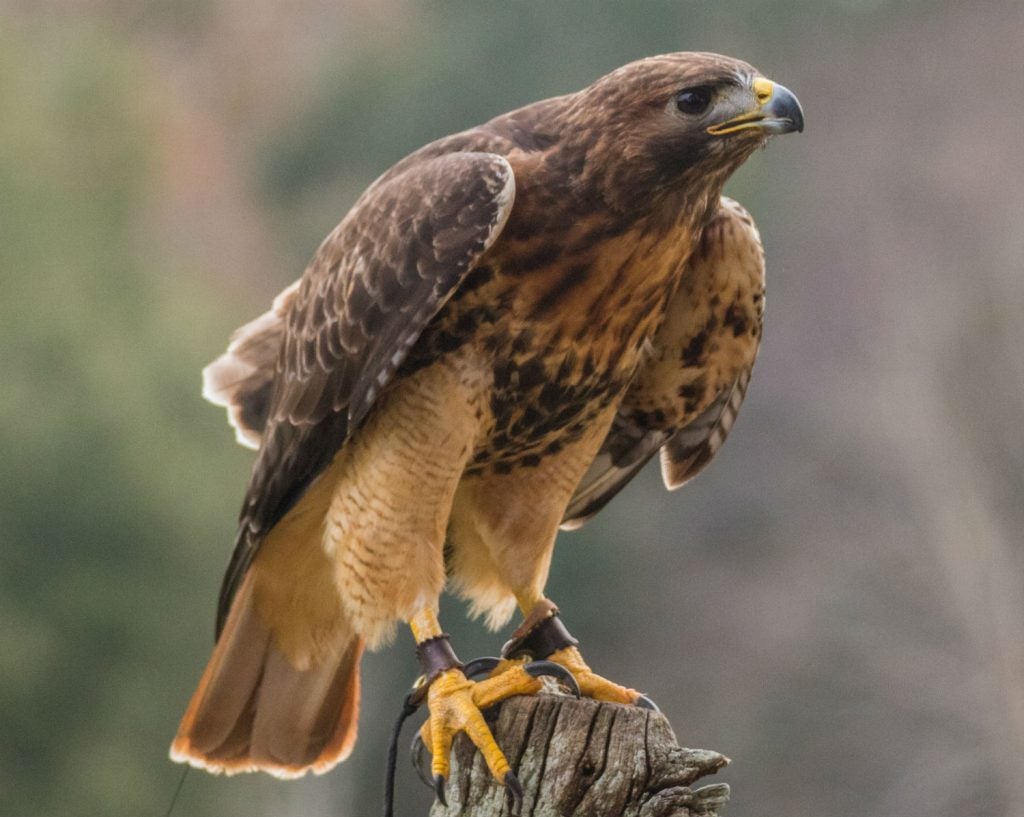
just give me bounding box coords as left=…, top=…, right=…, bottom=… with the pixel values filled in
left=202, top=280, right=301, bottom=450
left=561, top=197, right=764, bottom=529
left=215, top=151, right=515, bottom=633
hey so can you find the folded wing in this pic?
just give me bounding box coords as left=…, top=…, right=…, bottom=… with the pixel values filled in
left=214, top=151, right=515, bottom=633
left=562, top=197, right=765, bottom=529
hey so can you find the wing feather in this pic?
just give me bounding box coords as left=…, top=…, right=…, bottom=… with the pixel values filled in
left=215, top=152, right=515, bottom=634
left=561, top=197, right=763, bottom=530
left=660, top=367, right=752, bottom=489
left=202, top=281, right=301, bottom=450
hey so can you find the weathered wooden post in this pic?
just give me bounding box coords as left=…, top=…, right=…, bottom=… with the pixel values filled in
left=416, top=693, right=730, bottom=817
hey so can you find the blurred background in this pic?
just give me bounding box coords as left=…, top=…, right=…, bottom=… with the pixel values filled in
left=2, top=1, right=1022, bottom=815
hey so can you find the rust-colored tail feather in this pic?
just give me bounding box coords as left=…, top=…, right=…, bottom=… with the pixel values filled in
left=170, top=574, right=364, bottom=778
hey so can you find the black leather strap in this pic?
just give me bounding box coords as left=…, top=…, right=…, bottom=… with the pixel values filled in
left=501, top=605, right=579, bottom=661
left=415, top=634, right=463, bottom=686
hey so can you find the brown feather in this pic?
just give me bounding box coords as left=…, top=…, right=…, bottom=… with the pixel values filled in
left=215, top=152, right=515, bottom=632
left=173, top=457, right=366, bottom=777
left=561, top=197, right=765, bottom=528
left=170, top=568, right=364, bottom=777
left=202, top=281, right=299, bottom=450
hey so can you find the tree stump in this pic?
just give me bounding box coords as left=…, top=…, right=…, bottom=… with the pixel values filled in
left=416, top=692, right=730, bottom=817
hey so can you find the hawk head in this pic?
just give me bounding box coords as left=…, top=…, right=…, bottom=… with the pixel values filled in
left=564, top=52, right=804, bottom=213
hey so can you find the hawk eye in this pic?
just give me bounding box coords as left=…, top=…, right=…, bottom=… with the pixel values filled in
left=675, top=87, right=713, bottom=116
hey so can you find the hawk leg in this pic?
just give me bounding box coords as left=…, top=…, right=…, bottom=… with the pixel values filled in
left=408, top=608, right=577, bottom=809
left=499, top=598, right=658, bottom=709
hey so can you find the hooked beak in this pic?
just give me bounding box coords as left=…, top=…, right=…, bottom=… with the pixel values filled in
left=707, top=77, right=804, bottom=137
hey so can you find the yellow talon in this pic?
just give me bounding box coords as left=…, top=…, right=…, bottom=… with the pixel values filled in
left=473, top=662, right=544, bottom=710
left=483, top=656, right=526, bottom=680
left=546, top=646, right=641, bottom=705
left=420, top=665, right=545, bottom=785
left=410, top=606, right=553, bottom=793
left=416, top=661, right=549, bottom=785
left=501, top=599, right=652, bottom=708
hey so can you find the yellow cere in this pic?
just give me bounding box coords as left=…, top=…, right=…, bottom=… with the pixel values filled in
left=753, top=77, right=775, bottom=106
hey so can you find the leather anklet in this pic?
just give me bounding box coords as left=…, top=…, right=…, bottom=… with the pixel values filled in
left=413, top=634, right=464, bottom=702
left=501, top=600, right=579, bottom=661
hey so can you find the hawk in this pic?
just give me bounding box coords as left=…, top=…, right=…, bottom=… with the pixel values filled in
left=171, top=52, right=803, bottom=805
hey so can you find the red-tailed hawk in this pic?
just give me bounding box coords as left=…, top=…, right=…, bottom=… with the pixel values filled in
left=171, top=51, right=802, bottom=806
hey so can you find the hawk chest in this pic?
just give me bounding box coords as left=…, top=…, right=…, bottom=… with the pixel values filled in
left=436, top=221, right=695, bottom=473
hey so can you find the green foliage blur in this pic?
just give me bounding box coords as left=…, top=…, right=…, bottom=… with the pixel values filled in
left=3, top=2, right=1022, bottom=816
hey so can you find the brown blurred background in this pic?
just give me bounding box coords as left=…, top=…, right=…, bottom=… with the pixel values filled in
left=2, top=1, right=1022, bottom=815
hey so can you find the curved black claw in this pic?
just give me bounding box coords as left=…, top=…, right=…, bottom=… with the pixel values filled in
left=524, top=660, right=582, bottom=698
left=434, top=773, right=448, bottom=807
left=411, top=733, right=433, bottom=788
left=462, top=656, right=502, bottom=680
left=635, top=693, right=660, bottom=712
left=504, top=770, right=524, bottom=816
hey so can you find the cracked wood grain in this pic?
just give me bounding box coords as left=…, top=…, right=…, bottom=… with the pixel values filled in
left=419, top=693, right=730, bottom=817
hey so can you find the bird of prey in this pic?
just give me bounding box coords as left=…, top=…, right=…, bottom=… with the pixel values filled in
left=171, top=52, right=803, bottom=805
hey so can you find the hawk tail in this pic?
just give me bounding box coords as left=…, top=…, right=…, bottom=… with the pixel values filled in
left=170, top=572, right=363, bottom=778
